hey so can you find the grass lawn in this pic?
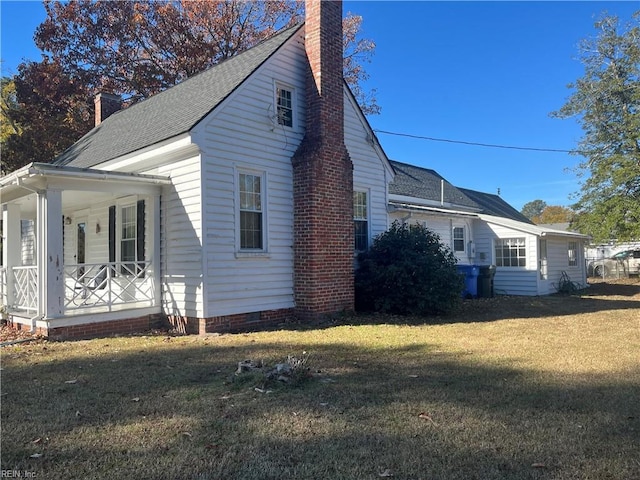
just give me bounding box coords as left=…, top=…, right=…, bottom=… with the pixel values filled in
left=1, top=280, right=639, bottom=479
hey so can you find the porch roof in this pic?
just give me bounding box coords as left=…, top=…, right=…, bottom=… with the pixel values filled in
left=0, top=162, right=171, bottom=204
left=479, top=214, right=590, bottom=239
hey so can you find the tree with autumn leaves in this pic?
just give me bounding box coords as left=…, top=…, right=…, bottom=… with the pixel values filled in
left=2, top=0, right=378, bottom=174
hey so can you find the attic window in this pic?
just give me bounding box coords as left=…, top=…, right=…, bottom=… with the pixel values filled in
left=276, top=84, right=293, bottom=127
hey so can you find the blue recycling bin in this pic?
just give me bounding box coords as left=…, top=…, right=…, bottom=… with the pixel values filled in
left=456, top=264, right=479, bottom=299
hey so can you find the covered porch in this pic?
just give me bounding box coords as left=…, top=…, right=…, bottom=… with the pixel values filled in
left=1, top=163, right=171, bottom=335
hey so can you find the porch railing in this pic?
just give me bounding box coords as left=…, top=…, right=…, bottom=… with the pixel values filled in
left=13, top=266, right=38, bottom=313
left=64, top=261, right=154, bottom=312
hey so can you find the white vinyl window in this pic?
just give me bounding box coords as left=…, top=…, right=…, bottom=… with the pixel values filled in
left=238, top=172, right=265, bottom=251
left=495, top=238, right=526, bottom=267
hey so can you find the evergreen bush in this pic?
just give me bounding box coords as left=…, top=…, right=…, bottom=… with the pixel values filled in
left=355, top=221, right=463, bottom=315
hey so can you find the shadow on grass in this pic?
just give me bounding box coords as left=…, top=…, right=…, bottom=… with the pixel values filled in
left=2, top=338, right=638, bottom=479
left=341, top=280, right=640, bottom=327
left=582, top=280, right=640, bottom=298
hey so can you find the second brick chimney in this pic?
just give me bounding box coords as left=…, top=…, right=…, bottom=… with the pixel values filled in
left=292, top=0, right=354, bottom=321
left=94, top=92, right=121, bottom=126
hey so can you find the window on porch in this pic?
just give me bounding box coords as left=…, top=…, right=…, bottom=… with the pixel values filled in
left=109, top=200, right=146, bottom=276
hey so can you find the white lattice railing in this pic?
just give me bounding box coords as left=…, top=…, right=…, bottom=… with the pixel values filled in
left=64, top=261, right=154, bottom=312
left=13, top=266, right=38, bottom=313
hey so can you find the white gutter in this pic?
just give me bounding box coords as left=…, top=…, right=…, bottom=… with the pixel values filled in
left=1, top=163, right=172, bottom=193
left=389, top=201, right=479, bottom=219
left=25, top=163, right=172, bottom=185
left=0, top=162, right=35, bottom=188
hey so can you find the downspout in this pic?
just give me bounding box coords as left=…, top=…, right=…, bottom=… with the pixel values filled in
left=29, top=314, right=43, bottom=333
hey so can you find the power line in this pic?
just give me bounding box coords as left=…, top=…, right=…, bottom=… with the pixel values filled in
left=373, top=129, right=577, bottom=154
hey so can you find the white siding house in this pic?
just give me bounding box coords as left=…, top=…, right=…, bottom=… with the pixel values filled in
left=388, top=160, right=588, bottom=296
left=0, top=6, right=394, bottom=338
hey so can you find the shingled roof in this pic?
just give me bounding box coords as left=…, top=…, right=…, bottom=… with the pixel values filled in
left=389, top=160, right=534, bottom=224
left=458, top=187, right=534, bottom=224
left=389, top=160, right=479, bottom=209
left=54, top=24, right=303, bottom=168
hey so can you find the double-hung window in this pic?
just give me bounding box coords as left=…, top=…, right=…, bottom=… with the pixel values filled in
left=276, top=83, right=293, bottom=128
left=354, top=191, right=368, bottom=251
left=108, top=199, right=145, bottom=276
left=453, top=226, right=465, bottom=252
left=239, top=172, right=264, bottom=251
left=121, top=204, right=137, bottom=274
left=495, top=238, right=526, bottom=267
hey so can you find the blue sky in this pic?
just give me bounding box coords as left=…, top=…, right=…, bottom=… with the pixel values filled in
left=2, top=1, right=638, bottom=211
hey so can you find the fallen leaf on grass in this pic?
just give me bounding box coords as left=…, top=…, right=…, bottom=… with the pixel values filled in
left=30, top=453, right=43, bottom=458
left=531, top=463, right=546, bottom=469
left=408, top=374, right=419, bottom=378
left=75, top=410, right=82, bottom=417
left=131, top=397, right=140, bottom=402
left=64, top=379, right=78, bottom=384
left=418, top=412, right=438, bottom=426
left=32, top=438, right=42, bottom=444
left=379, top=469, right=393, bottom=477
left=182, top=432, right=192, bottom=438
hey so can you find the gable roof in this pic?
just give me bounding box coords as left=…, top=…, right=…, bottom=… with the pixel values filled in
left=54, top=24, right=303, bottom=169
left=389, top=160, right=478, bottom=209
left=458, top=187, right=533, bottom=224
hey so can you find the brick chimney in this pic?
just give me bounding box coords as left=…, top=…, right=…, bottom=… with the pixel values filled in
left=94, top=92, right=121, bottom=126
left=292, top=0, right=354, bottom=321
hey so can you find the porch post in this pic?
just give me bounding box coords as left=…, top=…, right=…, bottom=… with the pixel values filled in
left=151, top=195, right=161, bottom=307
left=37, top=189, right=64, bottom=318
left=2, top=204, right=21, bottom=307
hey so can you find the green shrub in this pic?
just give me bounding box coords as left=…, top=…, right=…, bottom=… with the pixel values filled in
left=355, top=221, right=463, bottom=315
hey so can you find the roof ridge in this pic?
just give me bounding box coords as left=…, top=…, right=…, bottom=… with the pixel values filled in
left=88, top=23, right=304, bottom=126
left=54, top=23, right=304, bottom=167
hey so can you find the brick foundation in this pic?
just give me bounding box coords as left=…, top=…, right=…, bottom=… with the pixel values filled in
left=5, top=313, right=167, bottom=340
left=168, top=308, right=294, bottom=335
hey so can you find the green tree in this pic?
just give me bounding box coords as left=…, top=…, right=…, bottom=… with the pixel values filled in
left=355, top=221, right=463, bottom=316
left=1, top=78, right=21, bottom=142
left=552, top=11, right=640, bottom=242
left=521, top=199, right=547, bottom=220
